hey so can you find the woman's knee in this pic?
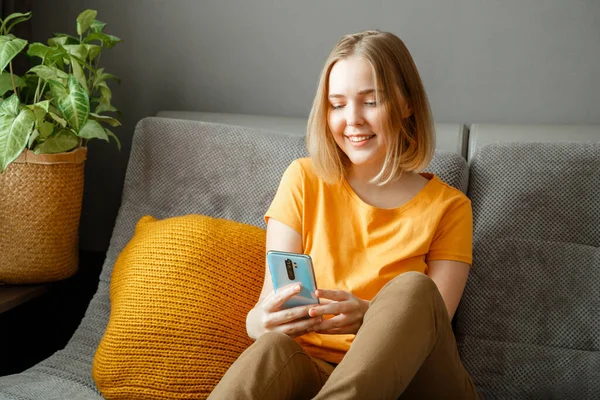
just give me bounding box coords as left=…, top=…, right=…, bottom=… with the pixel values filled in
left=375, top=271, right=441, bottom=302
left=253, top=331, right=302, bottom=355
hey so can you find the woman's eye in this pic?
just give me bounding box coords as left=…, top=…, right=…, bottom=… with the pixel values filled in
left=365, top=101, right=378, bottom=107
left=331, top=104, right=344, bottom=110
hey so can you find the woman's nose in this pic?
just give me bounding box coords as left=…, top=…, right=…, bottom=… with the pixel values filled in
left=345, top=104, right=364, bottom=127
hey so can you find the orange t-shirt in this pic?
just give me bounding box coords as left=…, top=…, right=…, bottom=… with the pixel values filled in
left=264, top=157, right=472, bottom=364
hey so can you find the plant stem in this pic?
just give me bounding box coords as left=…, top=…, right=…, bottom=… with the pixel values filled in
left=96, top=52, right=102, bottom=70
left=89, top=51, right=102, bottom=97
left=34, top=77, right=42, bottom=104
left=37, top=81, right=47, bottom=103
left=9, top=61, right=17, bottom=95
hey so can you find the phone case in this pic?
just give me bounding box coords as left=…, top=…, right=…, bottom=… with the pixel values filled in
left=266, top=250, right=319, bottom=309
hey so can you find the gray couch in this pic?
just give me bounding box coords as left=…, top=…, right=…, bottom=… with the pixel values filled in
left=0, top=114, right=598, bottom=399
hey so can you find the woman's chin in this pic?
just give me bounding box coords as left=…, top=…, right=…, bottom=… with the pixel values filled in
left=346, top=154, right=384, bottom=171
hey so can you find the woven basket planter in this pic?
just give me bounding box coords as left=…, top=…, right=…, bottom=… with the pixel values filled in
left=0, top=147, right=87, bottom=284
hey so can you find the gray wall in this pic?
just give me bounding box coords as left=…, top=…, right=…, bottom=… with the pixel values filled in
left=31, top=0, right=600, bottom=252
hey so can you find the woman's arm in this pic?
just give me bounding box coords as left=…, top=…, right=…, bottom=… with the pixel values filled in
left=426, top=260, right=470, bottom=320
left=246, top=218, right=308, bottom=339
left=256, top=218, right=303, bottom=302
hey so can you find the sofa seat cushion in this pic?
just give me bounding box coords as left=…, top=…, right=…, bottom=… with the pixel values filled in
left=92, top=214, right=265, bottom=399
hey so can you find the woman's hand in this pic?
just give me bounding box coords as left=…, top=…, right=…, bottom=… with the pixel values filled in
left=253, top=283, right=322, bottom=338
left=307, top=289, right=370, bottom=335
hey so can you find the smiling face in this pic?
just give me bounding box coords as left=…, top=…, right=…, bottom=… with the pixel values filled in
left=327, top=55, right=410, bottom=178
left=307, top=31, right=434, bottom=186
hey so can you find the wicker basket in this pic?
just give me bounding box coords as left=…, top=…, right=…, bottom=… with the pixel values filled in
left=0, top=147, right=87, bottom=284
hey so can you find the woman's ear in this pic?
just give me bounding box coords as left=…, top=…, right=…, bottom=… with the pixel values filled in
left=401, top=102, right=413, bottom=119
left=396, top=88, right=413, bottom=119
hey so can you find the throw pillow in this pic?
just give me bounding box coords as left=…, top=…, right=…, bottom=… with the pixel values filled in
left=92, top=214, right=266, bottom=399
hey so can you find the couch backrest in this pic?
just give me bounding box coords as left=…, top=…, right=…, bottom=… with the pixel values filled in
left=455, top=142, right=600, bottom=398
left=156, top=110, right=470, bottom=158
left=468, top=123, right=600, bottom=161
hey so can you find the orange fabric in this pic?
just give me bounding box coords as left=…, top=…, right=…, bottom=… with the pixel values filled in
left=92, top=214, right=266, bottom=399
left=265, top=158, right=472, bottom=364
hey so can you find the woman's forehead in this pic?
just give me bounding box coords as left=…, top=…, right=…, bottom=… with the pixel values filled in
left=328, top=57, right=376, bottom=95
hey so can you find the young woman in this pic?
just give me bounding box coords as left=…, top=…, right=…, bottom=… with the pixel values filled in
left=210, top=30, right=479, bottom=400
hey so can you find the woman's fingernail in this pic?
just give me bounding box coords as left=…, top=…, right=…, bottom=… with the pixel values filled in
left=295, top=285, right=301, bottom=292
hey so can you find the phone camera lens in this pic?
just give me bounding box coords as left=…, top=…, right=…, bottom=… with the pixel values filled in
left=285, top=259, right=295, bottom=280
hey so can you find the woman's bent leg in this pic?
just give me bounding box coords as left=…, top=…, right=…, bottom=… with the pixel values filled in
left=314, top=272, right=478, bottom=400
left=209, top=331, right=334, bottom=400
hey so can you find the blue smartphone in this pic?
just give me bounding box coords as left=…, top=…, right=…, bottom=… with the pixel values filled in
left=266, top=250, right=319, bottom=309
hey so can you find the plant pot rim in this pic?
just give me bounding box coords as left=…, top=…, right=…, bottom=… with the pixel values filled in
left=13, top=147, right=87, bottom=165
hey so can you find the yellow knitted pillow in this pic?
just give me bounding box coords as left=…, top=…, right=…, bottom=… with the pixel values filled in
left=92, top=214, right=265, bottom=399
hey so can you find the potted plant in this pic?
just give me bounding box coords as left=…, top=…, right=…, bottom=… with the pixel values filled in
left=0, top=9, right=122, bottom=284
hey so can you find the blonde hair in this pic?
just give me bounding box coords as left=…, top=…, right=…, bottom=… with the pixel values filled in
left=306, top=30, right=435, bottom=185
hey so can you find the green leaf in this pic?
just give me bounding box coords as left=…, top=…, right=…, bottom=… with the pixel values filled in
left=1, top=12, right=32, bottom=35
left=89, top=112, right=121, bottom=127
left=0, top=72, right=26, bottom=96
left=38, top=121, right=55, bottom=139
left=48, top=34, right=78, bottom=47
left=28, top=65, right=69, bottom=84
left=48, top=36, right=67, bottom=47
left=94, top=68, right=120, bottom=85
left=26, top=100, right=51, bottom=127
left=94, top=81, right=112, bottom=111
left=90, top=20, right=107, bottom=33
left=0, top=35, right=27, bottom=72
left=78, top=119, right=108, bottom=141
left=86, top=44, right=102, bottom=61
left=0, top=92, right=19, bottom=116
left=84, top=32, right=122, bottom=49
left=33, top=129, right=79, bottom=154
left=95, top=102, right=119, bottom=115
left=77, top=10, right=98, bottom=36
left=29, top=99, right=50, bottom=113
left=41, top=47, right=68, bottom=69
left=70, top=55, right=88, bottom=93
left=63, top=44, right=89, bottom=60
left=28, top=129, right=39, bottom=148
left=105, top=128, right=121, bottom=151
left=26, top=43, right=67, bottom=66
left=53, top=76, right=89, bottom=133
left=0, top=95, right=35, bottom=172
left=27, top=42, right=52, bottom=61
left=48, top=111, right=67, bottom=127
left=48, top=79, right=67, bottom=99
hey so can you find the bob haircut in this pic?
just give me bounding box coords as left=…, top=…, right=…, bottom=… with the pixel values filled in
left=306, top=30, right=435, bottom=185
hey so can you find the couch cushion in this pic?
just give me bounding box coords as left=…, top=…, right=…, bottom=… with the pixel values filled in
left=455, top=142, right=600, bottom=399
left=92, top=214, right=265, bottom=399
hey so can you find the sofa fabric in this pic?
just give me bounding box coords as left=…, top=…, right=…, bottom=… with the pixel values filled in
left=456, top=142, right=600, bottom=399
left=0, top=117, right=470, bottom=399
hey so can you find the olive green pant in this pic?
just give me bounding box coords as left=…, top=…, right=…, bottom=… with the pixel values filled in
left=209, top=271, right=479, bottom=400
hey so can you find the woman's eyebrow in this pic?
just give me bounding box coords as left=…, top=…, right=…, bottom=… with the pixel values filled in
left=328, top=88, right=380, bottom=99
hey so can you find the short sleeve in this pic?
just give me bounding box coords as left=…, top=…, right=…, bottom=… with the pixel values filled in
left=426, top=197, right=473, bottom=265
left=264, top=160, right=304, bottom=234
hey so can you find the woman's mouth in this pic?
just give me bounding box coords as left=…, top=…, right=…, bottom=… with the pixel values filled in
left=345, top=135, right=376, bottom=147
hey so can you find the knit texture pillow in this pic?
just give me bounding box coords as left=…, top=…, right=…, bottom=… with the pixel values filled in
left=92, top=214, right=265, bottom=399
